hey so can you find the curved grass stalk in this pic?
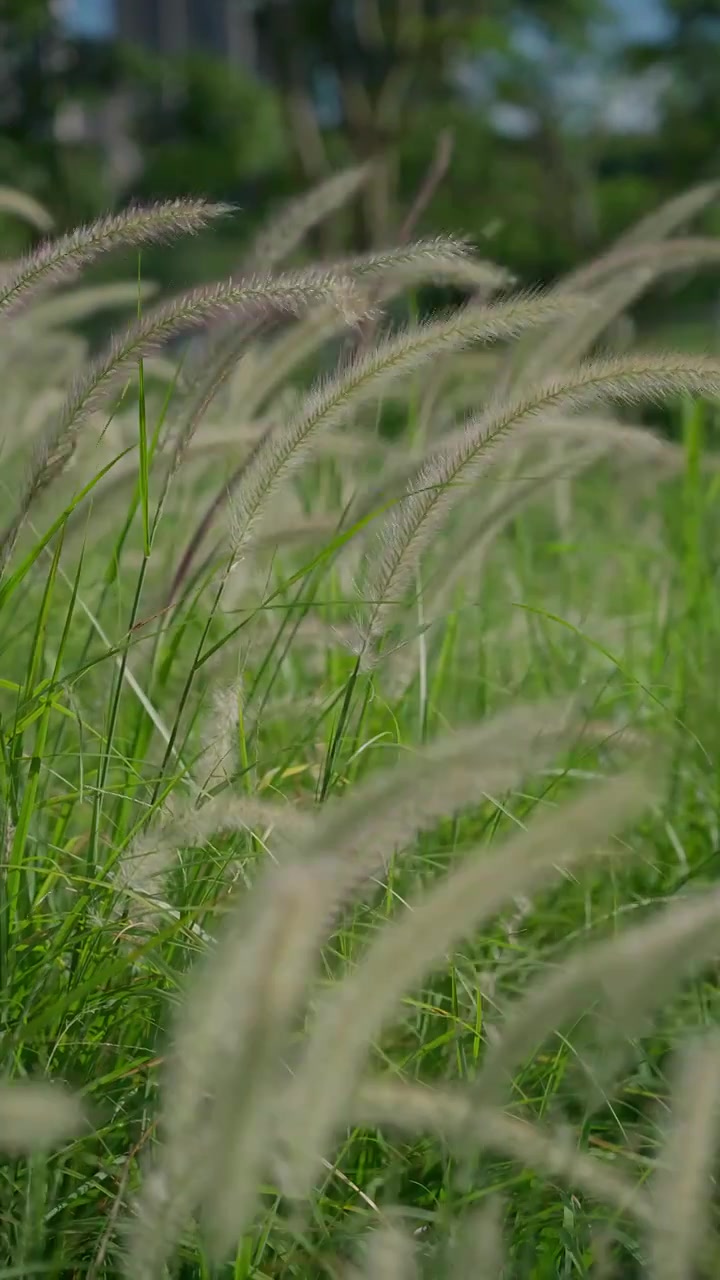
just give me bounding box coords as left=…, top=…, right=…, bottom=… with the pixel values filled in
left=245, top=163, right=371, bottom=270
left=125, top=700, right=579, bottom=1270
left=361, top=353, right=720, bottom=657
left=610, top=180, right=720, bottom=250
left=473, top=886, right=720, bottom=1108
left=494, top=181, right=720, bottom=394
left=357, top=1224, right=418, bottom=1280
left=517, top=236, right=720, bottom=389
left=342, top=235, right=510, bottom=293
left=114, top=793, right=313, bottom=935
left=350, top=1079, right=651, bottom=1226
left=11, top=280, right=159, bottom=332
left=228, top=291, right=582, bottom=555
left=379, top=441, right=608, bottom=701
left=0, top=266, right=356, bottom=569
left=124, top=861, right=328, bottom=1276
left=447, top=1200, right=506, bottom=1280
left=170, top=236, right=508, bottom=506
left=0, top=198, right=230, bottom=317
left=517, top=269, right=655, bottom=387
left=294, top=697, right=577, bottom=887
left=563, top=234, right=720, bottom=295
left=275, top=769, right=653, bottom=1199
left=0, top=186, right=53, bottom=232
left=0, top=1081, right=87, bottom=1155
left=648, top=1035, right=720, bottom=1280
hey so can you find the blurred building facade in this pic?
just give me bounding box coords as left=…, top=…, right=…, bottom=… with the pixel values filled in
left=52, top=0, right=263, bottom=198
left=116, top=0, right=258, bottom=69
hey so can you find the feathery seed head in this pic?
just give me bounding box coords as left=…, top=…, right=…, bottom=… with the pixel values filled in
left=360, top=350, right=720, bottom=655
left=275, top=767, right=654, bottom=1199
left=350, top=1080, right=651, bottom=1225
left=0, top=265, right=358, bottom=568
left=0, top=198, right=232, bottom=319
left=648, top=1035, right=720, bottom=1280
left=0, top=1080, right=87, bottom=1155
left=228, top=289, right=586, bottom=554
left=247, top=163, right=371, bottom=271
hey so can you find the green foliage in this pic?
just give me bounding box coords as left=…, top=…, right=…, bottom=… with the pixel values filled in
left=127, top=52, right=289, bottom=202
left=0, top=1, right=121, bottom=222
left=1, top=181, right=720, bottom=1276
left=3, top=0, right=720, bottom=317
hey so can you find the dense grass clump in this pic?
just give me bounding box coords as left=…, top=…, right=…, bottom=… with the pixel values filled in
left=2, top=176, right=720, bottom=1277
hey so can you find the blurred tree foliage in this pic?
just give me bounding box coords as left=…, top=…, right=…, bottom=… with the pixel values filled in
left=248, top=0, right=612, bottom=274
left=0, top=0, right=121, bottom=247
left=626, top=0, right=720, bottom=187
left=1, top=0, right=719, bottom=294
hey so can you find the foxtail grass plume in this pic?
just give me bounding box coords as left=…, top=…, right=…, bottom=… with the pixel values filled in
left=647, top=1035, right=720, bottom=1280
left=0, top=185, right=53, bottom=233
left=379, top=445, right=607, bottom=699
left=356, top=1224, right=418, bottom=1280
left=558, top=180, right=720, bottom=300
left=0, top=1080, right=87, bottom=1155
left=229, top=237, right=508, bottom=423
left=377, top=411, right=676, bottom=664
left=123, top=860, right=338, bottom=1275
left=514, top=270, right=656, bottom=388
left=14, top=280, right=159, bottom=333
left=343, top=235, right=510, bottom=294
left=360, top=351, right=720, bottom=657
left=0, top=198, right=230, bottom=318
left=512, top=236, right=720, bottom=390
left=153, top=235, right=470, bottom=501
left=275, top=768, right=654, bottom=1200
left=114, top=791, right=312, bottom=928
left=472, top=885, right=720, bottom=1109
left=494, top=179, right=720, bottom=393
left=610, top=179, right=720, bottom=250
left=562, top=234, right=720, bottom=296
left=228, top=290, right=583, bottom=555
left=245, top=163, right=371, bottom=271
left=163, top=237, right=515, bottom=589
left=124, top=700, right=578, bottom=1268
left=194, top=681, right=242, bottom=791
left=447, top=1200, right=507, bottom=1280
left=0, top=265, right=358, bottom=568
left=171, top=165, right=371, bottom=453
left=350, top=1079, right=651, bottom=1226
left=289, top=697, right=578, bottom=896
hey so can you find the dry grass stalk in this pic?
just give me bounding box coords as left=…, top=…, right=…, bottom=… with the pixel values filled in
left=0, top=185, right=54, bottom=232
left=123, top=701, right=578, bottom=1267
left=245, top=163, right=372, bottom=271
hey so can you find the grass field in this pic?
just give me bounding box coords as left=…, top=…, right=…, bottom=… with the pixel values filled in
left=2, top=180, right=720, bottom=1277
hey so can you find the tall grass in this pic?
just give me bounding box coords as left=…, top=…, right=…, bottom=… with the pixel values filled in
left=1, top=179, right=720, bottom=1277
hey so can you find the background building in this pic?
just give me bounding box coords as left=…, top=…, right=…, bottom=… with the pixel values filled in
left=115, top=0, right=258, bottom=68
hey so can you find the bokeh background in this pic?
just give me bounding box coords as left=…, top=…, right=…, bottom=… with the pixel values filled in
left=2, top=0, right=719, bottom=334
